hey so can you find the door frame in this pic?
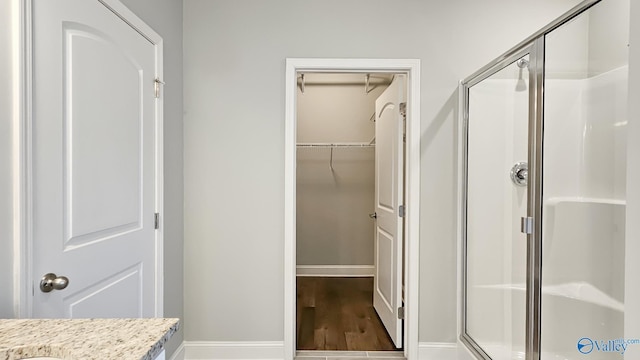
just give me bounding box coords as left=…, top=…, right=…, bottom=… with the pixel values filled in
left=13, top=0, right=164, bottom=317
left=284, top=58, right=421, bottom=360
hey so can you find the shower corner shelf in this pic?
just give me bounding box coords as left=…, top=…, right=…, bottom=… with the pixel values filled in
left=477, top=282, right=624, bottom=312
left=544, top=196, right=626, bottom=207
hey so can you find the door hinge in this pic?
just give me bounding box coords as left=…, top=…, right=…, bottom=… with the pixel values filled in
left=521, top=216, right=533, bottom=234
left=398, top=306, right=405, bottom=319
left=400, top=102, right=407, bottom=143
left=154, top=78, right=165, bottom=98
left=399, top=205, right=405, bottom=218
left=154, top=213, right=160, bottom=230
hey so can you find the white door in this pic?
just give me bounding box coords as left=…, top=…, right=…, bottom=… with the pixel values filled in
left=31, top=0, right=160, bottom=318
left=373, top=75, right=405, bottom=347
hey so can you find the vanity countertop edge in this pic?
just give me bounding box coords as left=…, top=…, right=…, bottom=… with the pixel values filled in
left=0, top=318, right=180, bottom=360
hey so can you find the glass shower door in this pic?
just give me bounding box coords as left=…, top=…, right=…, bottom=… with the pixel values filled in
left=463, top=53, right=532, bottom=359
left=461, top=2, right=630, bottom=359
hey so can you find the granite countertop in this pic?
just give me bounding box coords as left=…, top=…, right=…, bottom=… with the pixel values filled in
left=0, top=318, right=179, bottom=360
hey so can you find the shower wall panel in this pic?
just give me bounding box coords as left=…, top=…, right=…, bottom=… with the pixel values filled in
left=541, top=68, right=628, bottom=360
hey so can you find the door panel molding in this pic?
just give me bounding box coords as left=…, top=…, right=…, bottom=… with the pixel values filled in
left=15, top=0, right=164, bottom=318
left=64, top=262, right=143, bottom=318
left=284, top=58, right=421, bottom=360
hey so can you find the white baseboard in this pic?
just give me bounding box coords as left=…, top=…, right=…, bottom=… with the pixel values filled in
left=173, top=340, right=455, bottom=360
left=296, top=265, right=374, bottom=277
left=180, top=341, right=284, bottom=360
left=418, top=342, right=458, bottom=360
left=168, top=342, right=185, bottom=360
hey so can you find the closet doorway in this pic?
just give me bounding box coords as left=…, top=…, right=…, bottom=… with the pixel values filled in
left=284, top=59, right=421, bottom=360
left=296, top=72, right=399, bottom=352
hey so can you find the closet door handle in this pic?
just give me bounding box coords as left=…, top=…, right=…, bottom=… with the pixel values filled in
left=369, top=212, right=377, bottom=219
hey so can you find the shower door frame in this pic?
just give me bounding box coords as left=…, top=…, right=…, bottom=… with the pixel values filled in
left=458, top=1, right=602, bottom=360
left=459, top=42, right=540, bottom=360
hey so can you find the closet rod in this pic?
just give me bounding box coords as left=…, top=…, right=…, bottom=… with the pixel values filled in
left=296, top=143, right=375, bottom=148
left=297, top=143, right=374, bottom=147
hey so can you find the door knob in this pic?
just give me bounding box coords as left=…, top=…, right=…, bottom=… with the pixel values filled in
left=40, top=273, right=69, bottom=293
left=369, top=212, right=377, bottom=219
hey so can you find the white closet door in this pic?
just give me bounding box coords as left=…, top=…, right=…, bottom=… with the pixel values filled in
left=373, top=75, right=405, bottom=347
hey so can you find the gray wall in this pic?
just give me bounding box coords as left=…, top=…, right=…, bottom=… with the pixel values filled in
left=119, top=0, right=185, bottom=356
left=0, top=0, right=14, bottom=319
left=183, top=0, right=582, bottom=343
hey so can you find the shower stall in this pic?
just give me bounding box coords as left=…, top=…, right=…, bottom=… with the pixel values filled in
left=460, top=0, right=629, bottom=359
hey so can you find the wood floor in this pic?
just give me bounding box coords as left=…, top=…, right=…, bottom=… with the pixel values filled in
left=296, top=277, right=398, bottom=351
